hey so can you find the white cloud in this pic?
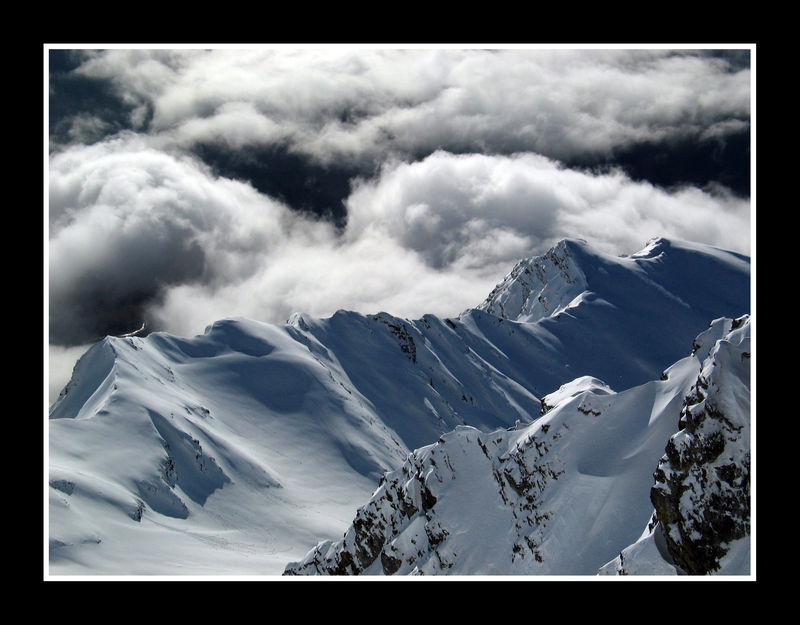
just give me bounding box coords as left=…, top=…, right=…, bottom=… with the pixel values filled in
left=48, top=47, right=752, bottom=396
left=49, top=137, right=750, bottom=346
left=48, top=135, right=305, bottom=343
left=345, top=150, right=750, bottom=264
left=48, top=343, right=92, bottom=404
left=72, top=48, right=750, bottom=166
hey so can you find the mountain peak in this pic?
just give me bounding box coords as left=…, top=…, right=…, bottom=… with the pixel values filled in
left=475, top=237, right=749, bottom=325
left=476, top=238, right=588, bottom=323
left=616, top=236, right=669, bottom=261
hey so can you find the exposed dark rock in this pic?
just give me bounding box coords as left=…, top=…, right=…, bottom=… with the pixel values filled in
left=380, top=549, right=402, bottom=575
left=650, top=316, right=750, bottom=574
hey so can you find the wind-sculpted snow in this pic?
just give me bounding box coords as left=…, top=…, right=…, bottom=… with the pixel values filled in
left=48, top=237, right=751, bottom=575
left=600, top=315, right=751, bottom=575
left=284, top=320, right=749, bottom=576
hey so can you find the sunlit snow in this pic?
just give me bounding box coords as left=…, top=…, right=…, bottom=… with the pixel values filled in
left=48, top=237, right=751, bottom=576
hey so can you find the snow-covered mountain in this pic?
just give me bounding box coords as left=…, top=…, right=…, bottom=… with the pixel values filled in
left=285, top=316, right=751, bottom=575
left=599, top=315, right=751, bottom=575
left=47, top=237, right=751, bottom=576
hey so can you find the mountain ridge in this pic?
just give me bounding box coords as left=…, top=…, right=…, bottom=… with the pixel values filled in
left=284, top=315, right=751, bottom=576
left=48, top=236, right=751, bottom=575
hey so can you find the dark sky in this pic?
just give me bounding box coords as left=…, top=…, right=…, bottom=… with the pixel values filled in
left=50, top=51, right=150, bottom=148
left=191, top=142, right=361, bottom=228
left=567, top=128, right=750, bottom=197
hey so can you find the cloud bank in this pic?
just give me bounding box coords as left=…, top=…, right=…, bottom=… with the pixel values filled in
left=49, top=137, right=749, bottom=342
left=59, top=48, right=750, bottom=169
left=47, top=47, right=752, bottom=401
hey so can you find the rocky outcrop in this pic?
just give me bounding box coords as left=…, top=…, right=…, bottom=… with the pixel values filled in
left=371, top=313, right=417, bottom=363
left=649, top=315, right=751, bottom=574
left=283, top=355, right=696, bottom=576
left=283, top=419, right=581, bottom=575
left=286, top=316, right=752, bottom=577
left=282, top=437, right=450, bottom=575
left=478, top=238, right=587, bottom=323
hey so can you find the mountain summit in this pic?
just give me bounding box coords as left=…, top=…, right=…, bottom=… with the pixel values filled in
left=48, top=237, right=751, bottom=575
left=478, top=238, right=590, bottom=322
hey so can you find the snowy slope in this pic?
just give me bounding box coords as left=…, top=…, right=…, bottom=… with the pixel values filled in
left=599, top=315, right=751, bottom=575
left=284, top=316, right=751, bottom=576
left=49, top=318, right=408, bottom=574
left=47, top=237, right=750, bottom=575
left=477, top=237, right=749, bottom=389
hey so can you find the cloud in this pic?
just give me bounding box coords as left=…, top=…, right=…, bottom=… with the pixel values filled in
left=343, top=152, right=564, bottom=268
left=345, top=150, right=750, bottom=264
left=49, top=343, right=92, bottom=404
left=68, top=48, right=750, bottom=169
left=48, top=136, right=750, bottom=349
left=47, top=47, right=752, bottom=399
left=48, top=134, right=304, bottom=344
